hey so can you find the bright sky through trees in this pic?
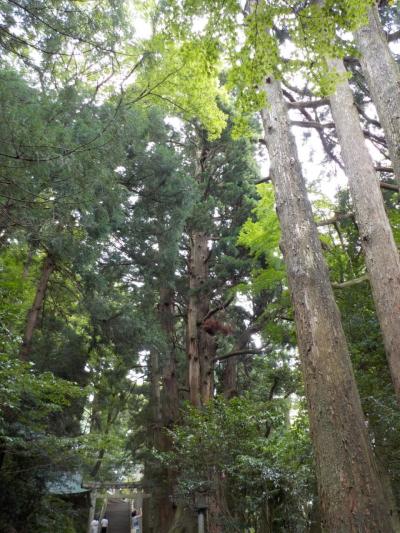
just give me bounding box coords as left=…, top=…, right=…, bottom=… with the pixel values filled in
left=1, top=1, right=400, bottom=531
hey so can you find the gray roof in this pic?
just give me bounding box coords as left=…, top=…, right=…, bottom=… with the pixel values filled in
left=47, top=472, right=89, bottom=495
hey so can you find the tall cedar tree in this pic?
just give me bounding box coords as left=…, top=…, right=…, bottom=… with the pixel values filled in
left=354, top=3, right=400, bottom=185
left=260, top=76, right=393, bottom=531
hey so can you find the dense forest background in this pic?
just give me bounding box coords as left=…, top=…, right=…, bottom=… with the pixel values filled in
left=1, top=0, right=400, bottom=532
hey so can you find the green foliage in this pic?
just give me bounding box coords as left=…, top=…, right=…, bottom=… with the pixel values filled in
left=0, top=354, right=84, bottom=531
left=36, top=495, right=86, bottom=533
left=157, top=0, right=376, bottom=134
left=0, top=0, right=130, bottom=88
left=132, top=34, right=228, bottom=138
left=388, top=203, right=400, bottom=245
left=167, top=395, right=314, bottom=531
left=238, top=184, right=281, bottom=270
left=1, top=1, right=400, bottom=530
left=237, top=183, right=295, bottom=344
left=0, top=355, right=81, bottom=421
left=0, top=353, right=82, bottom=466
left=0, top=246, right=37, bottom=354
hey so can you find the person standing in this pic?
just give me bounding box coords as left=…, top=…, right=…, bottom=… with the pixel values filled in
left=90, top=517, right=99, bottom=533
left=132, top=509, right=142, bottom=533
left=101, top=515, right=109, bottom=533
left=131, top=509, right=137, bottom=530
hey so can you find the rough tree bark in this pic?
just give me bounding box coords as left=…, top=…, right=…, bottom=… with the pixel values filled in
left=151, top=287, right=179, bottom=533
left=186, top=146, right=226, bottom=533
left=354, top=3, right=400, bottom=185
left=144, top=350, right=163, bottom=533
left=261, top=77, right=394, bottom=532
left=222, top=356, right=237, bottom=400
left=187, top=229, right=210, bottom=407
left=20, top=253, right=55, bottom=361
left=200, top=316, right=216, bottom=403
left=327, top=57, right=400, bottom=403
left=144, top=322, right=163, bottom=533
left=150, top=348, right=162, bottom=435
left=187, top=145, right=215, bottom=407
left=160, top=287, right=179, bottom=427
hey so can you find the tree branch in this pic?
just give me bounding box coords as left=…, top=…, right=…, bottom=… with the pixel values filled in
left=268, top=376, right=280, bottom=401
left=214, top=349, right=262, bottom=362
left=332, top=274, right=369, bottom=289
left=376, top=165, right=394, bottom=173
left=288, top=98, right=329, bottom=109
left=291, top=120, right=335, bottom=129
left=363, top=129, right=387, bottom=147
left=255, top=176, right=271, bottom=185
left=387, top=30, right=400, bottom=42
left=316, top=212, right=354, bottom=227
left=201, top=296, right=235, bottom=323
left=356, top=104, right=381, bottom=128
left=380, top=182, right=399, bottom=192
left=283, top=88, right=344, bottom=169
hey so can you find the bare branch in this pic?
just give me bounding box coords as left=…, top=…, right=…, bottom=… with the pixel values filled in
left=282, top=87, right=344, bottom=169
left=214, top=349, right=262, bottom=362
left=380, top=182, right=399, bottom=192
left=363, top=129, right=387, bottom=147
left=201, top=296, right=235, bottom=323
left=316, top=212, right=354, bottom=227
left=288, top=98, right=329, bottom=109
left=375, top=165, right=394, bottom=173
left=332, top=274, right=369, bottom=289
left=356, top=104, right=381, bottom=128
left=291, top=120, right=335, bottom=129
left=268, top=376, right=280, bottom=401
left=255, top=176, right=271, bottom=185
left=387, top=30, right=400, bottom=43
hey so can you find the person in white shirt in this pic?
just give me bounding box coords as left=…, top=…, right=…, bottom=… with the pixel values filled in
left=101, top=515, right=109, bottom=532
left=90, top=518, right=99, bottom=533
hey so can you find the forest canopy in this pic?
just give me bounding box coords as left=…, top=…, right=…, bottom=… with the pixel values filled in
left=1, top=1, right=400, bottom=532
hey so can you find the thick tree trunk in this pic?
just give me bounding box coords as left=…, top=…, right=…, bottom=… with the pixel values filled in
left=160, top=287, right=179, bottom=426
left=186, top=147, right=222, bottom=532
left=354, top=3, right=400, bottom=185
left=375, top=453, right=400, bottom=532
left=187, top=142, right=216, bottom=407
left=141, top=322, right=163, bottom=533
left=261, top=77, right=393, bottom=532
left=206, top=472, right=229, bottom=533
left=168, top=505, right=197, bottom=533
left=259, top=499, right=273, bottom=533
left=146, top=344, right=165, bottom=533
left=150, top=348, right=162, bottom=435
left=20, top=254, right=54, bottom=361
left=327, top=57, right=400, bottom=403
left=151, top=287, right=179, bottom=533
left=200, top=321, right=215, bottom=403
left=308, top=499, right=322, bottom=533
left=187, top=230, right=211, bottom=406
left=142, top=491, right=152, bottom=533
left=222, top=357, right=237, bottom=399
